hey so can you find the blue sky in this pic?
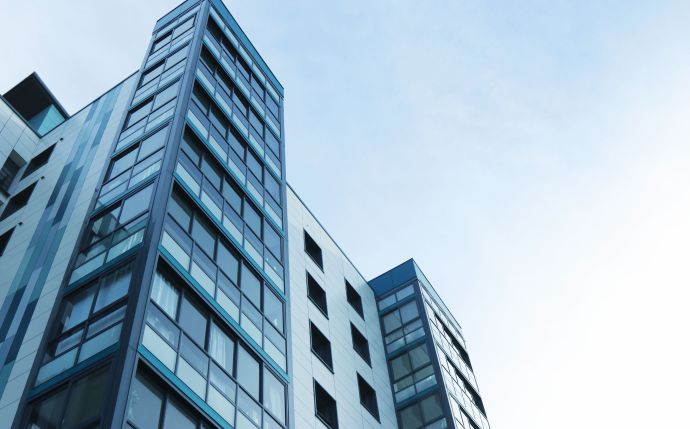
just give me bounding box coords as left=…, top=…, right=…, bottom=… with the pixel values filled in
left=3, top=1, right=690, bottom=427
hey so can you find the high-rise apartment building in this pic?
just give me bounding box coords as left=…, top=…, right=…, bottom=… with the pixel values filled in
left=0, top=1, right=489, bottom=428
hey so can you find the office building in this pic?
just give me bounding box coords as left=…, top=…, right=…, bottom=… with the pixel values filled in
left=0, top=1, right=489, bottom=428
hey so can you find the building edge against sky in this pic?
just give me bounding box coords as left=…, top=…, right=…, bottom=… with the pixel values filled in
left=0, top=1, right=489, bottom=428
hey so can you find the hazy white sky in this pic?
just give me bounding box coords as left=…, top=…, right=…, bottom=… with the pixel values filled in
left=3, top=1, right=690, bottom=427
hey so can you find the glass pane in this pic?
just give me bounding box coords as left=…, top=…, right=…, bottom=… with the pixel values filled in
left=383, top=311, right=402, bottom=333
left=169, top=190, right=193, bottom=231
left=240, top=264, right=260, bottom=307
left=119, top=184, right=153, bottom=223
left=192, top=217, right=216, bottom=257
left=94, top=264, right=132, bottom=311
left=400, top=301, right=419, bottom=324
left=27, top=387, right=68, bottom=429
left=179, top=297, right=207, bottom=340
left=138, top=127, right=168, bottom=160
left=236, top=346, right=259, bottom=399
left=127, top=373, right=163, bottom=429
left=263, top=289, right=282, bottom=331
left=107, top=147, right=137, bottom=181
left=60, top=287, right=96, bottom=332
left=151, top=271, right=180, bottom=319
left=209, top=323, right=234, bottom=374
left=262, top=368, right=285, bottom=423
left=163, top=399, right=196, bottom=429
left=61, top=368, right=108, bottom=428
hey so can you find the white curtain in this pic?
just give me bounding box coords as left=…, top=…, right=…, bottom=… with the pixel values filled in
left=209, top=323, right=233, bottom=373
left=151, top=272, right=179, bottom=318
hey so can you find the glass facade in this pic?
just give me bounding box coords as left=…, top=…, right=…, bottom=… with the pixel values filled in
left=370, top=260, right=490, bottom=429
left=4, top=2, right=489, bottom=429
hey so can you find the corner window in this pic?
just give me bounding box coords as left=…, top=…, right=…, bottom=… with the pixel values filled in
left=346, top=281, right=364, bottom=319
left=357, top=374, right=379, bottom=421
left=306, top=272, right=327, bottom=316
left=310, top=322, right=333, bottom=370
left=304, top=230, right=323, bottom=269
left=314, top=380, right=338, bottom=429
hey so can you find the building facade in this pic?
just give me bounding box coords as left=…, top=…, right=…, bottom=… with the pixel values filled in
left=0, top=1, right=489, bottom=429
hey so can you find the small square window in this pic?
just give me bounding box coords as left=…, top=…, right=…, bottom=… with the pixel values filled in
left=314, top=380, right=338, bottom=429
left=351, top=324, right=370, bottom=365
left=304, top=230, right=323, bottom=269
left=310, top=322, right=332, bottom=370
left=1, top=182, right=36, bottom=220
left=0, top=227, right=15, bottom=257
left=22, top=144, right=55, bottom=179
left=357, top=374, right=379, bottom=421
left=346, top=281, right=364, bottom=319
left=306, top=273, right=327, bottom=316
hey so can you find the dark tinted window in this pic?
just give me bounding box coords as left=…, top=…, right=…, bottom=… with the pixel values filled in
left=314, top=381, right=338, bottom=428
left=307, top=273, right=327, bottom=316
left=310, top=322, right=333, bottom=370
left=22, top=144, right=55, bottom=179
left=304, top=230, right=323, bottom=269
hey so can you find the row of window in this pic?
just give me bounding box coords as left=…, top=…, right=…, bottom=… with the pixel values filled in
left=142, top=267, right=286, bottom=428
left=184, top=104, right=283, bottom=230
left=196, top=42, right=281, bottom=166
left=313, top=376, right=380, bottom=429
left=179, top=127, right=282, bottom=253
left=189, top=76, right=283, bottom=216
left=191, top=72, right=282, bottom=191
left=207, top=8, right=281, bottom=119
left=300, top=231, right=380, bottom=426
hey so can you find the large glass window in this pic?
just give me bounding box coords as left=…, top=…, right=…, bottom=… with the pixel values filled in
left=382, top=301, right=425, bottom=354
left=126, top=369, right=212, bottom=429
left=37, top=264, right=131, bottom=384
left=26, top=367, right=109, bottom=428
left=142, top=268, right=287, bottom=428
left=399, top=393, right=446, bottom=429
left=390, top=344, right=436, bottom=403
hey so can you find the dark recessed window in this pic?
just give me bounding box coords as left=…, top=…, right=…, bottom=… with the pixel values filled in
left=346, top=280, right=364, bottom=319
left=1, top=182, right=36, bottom=220
left=304, top=230, right=323, bottom=269
left=310, top=322, right=333, bottom=370
left=0, top=151, right=22, bottom=194
left=306, top=272, right=328, bottom=316
left=314, top=380, right=338, bottom=429
left=22, top=144, right=55, bottom=179
left=0, top=228, right=14, bottom=257
left=351, top=324, right=371, bottom=365
left=357, top=374, right=379, bottom=421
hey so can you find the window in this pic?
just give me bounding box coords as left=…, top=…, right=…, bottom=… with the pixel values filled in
left=125, top=99, right=153, bottom=128
left=26, top=367, right=109, bottom=428
left=126, top=369, right=211, bottom=429
left=399, top=393, right=445, bottom=429
left=446, top=355, right=485, bottom=414
left=0, top=151, right=22, bottom=194
left=36, top=264, right=132, bottom=384
left=390, top=344, right=436, bottom=403
left=310, top=322, right=332, bottom=370
left=378, top=283, right=415, bottom=311
left=306, top=272, right=327, bottom=316
left=304, top=231, right=323, bottom=269
left=264, top=288, right=283, bottom=331
left=382, top=301, right=424, bottom=354
left=346, top=281, right=364, bottom=318
left=22, top=144, right=55, bottom=179
left=263, top=368, right=286, bottom=423
left=314, top=380, right=338, bottom=429
left=1, top=182, right=36, bottom=220
left=0, top=227, right=14, bottom=257
left=351, top=324, right=370, bottom=365
left=237, top=345, right=260, bottom=398
left=357, top=374, right=379, bottom=421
